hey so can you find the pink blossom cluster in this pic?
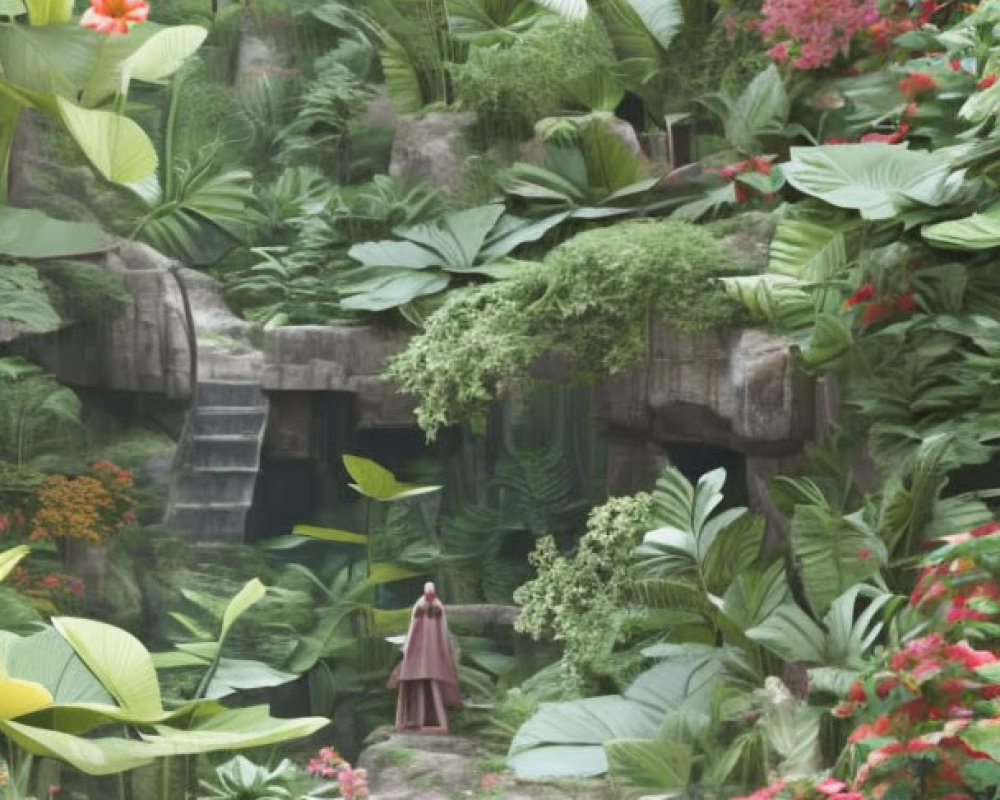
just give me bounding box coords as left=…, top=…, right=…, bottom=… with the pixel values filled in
left=306, top=747, right=369, bottom=799
left=759, top=0, right=881, bottom=69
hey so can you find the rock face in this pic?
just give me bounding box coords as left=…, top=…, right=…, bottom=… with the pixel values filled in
left=262, top=325, right=414, bottom=425
left=8, top=241, right=193, bottom=398
left=389, top=111, right=477, bottom=194
left=596, top=323, right=814, bottom=456
left=358, top=730, right=612, bottom=800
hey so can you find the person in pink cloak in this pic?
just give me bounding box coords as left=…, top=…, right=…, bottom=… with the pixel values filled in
left=388, top=582, right=461, bottom=733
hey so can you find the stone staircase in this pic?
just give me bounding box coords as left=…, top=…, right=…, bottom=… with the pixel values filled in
left=166, top=380, right=268, bottom=540
left=164, top=270, right=269, bottom=542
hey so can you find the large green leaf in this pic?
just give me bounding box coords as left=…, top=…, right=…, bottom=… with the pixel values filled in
left=24, top=0, right=71, bottom=24
left=0, top=545, right=28, bottom=582
left=0, top=207, right=110, bottom=258
left=530, top=0, right=586, bottom=20
left=147, top=705, right=328, bottom=755
left=701, top=65, right=789, bottom=152
left=5, top=627, right=112, bottom=706
left=509, top=696, right=660, bottom=778
left=621, top=0, right=681, bottom=50
left=0, top=25, right=98, bottom=105
left=790, top=506, right=885, bottom=617
left=745, top=603, right=826, bottom=664
left=0, top=719, right=164, bottom=775
left=204, top=659, right=298, bottom=700
left=509, top=653, right=722, bottom=779
left=604, top=739, right=692, bottom=790
left=292, top=524, right=369, bottom=545
left=338, top=269, right=451, bottom=311
left=55, top=96, right=158, bottom=187
left=51, top=617, right=163, bottom=718
left=923, top=203, right=1000, bottom=251
left=80, top=24, right=207, bottom=105
left=782, top=144, right=964, bottom=220
left=0, top=264, right=60, bottom=332
left=343, top=454, right=441, bottom=500
left=380, top=35, right=424, bottom=112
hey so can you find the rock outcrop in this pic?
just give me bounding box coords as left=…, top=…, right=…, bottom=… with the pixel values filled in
left=7, top=241, right=193, bottom=398
left=358, top=730, right=612, bottom=800
left=262, top=325, right=415, bottom=426
left=389, top=111, right=477, bottom=194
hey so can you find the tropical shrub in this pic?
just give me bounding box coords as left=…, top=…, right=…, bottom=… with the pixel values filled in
left=451, top=16, right=620, bottom=133
left=513, top=493, right=654, bottom=689
left=386, top=219, right=740, bottom=437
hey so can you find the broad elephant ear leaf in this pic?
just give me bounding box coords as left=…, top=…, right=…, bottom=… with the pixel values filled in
left=343, top=454, right=441, bottom=500
left=701, top=65, right=789, bottom=152
left=55, top=96, right=158, bottom=188
left=52, top=617, right=164, bottom=718
left=923, top=203, right=1000, bottom=251
left=509, top=653, right=723, bottom=779
left=782, top=143, right=964, bottom=220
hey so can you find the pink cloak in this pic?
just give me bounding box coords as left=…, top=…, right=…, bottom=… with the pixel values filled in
left=388, top=596, right=461, bottom=731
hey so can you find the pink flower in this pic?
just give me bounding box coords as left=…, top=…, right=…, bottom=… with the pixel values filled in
left=817, top=778, right=847, bottom=795
left=79, top=0, right=149, bottom=34
left=768, top=41, right=792, bottom=62
left=759, top=0, right=880, bottom=70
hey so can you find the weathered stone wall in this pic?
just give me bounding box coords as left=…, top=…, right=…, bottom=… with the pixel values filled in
left=4, top=241, right=193, bottom=398
left=262, top=325, right=415, bottom=426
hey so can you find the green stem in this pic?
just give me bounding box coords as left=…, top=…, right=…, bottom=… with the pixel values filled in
left=163, top=70, right=187, bottom=201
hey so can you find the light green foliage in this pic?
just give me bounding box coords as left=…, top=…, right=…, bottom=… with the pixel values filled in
left=451, top=16, right=619, bottom=130
left=513, top=493, right=654, bottom=688
left=387, top=220, right=739, bottom=437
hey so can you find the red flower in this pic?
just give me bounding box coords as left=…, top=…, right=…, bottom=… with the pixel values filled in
left=978, top=74, right=998, bottom=90
left=951, top=58, right=963, bottom=71
left=861, top=122, right=910, bottom=143
left=972, top=521, right=1000, bottom=537
left=859, top=547, right=873, bottom=561
left=861, top=302, right=890, bottom=326
left=80, top=0, right=149, bottom=34
left=904, top=102, right=919, bottom=118
left=896, top=291, right=916, bottom=313
left=899, top=72, right=938, bottom=99
left=844, top=283, right=876, bottom=308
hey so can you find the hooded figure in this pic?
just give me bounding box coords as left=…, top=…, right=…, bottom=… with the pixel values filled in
left=388, top=582, right=461, bottom=732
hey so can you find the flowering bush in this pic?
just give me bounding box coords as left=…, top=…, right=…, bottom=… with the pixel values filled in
left=9, top=566, right=84, bottom=614
left=306, top=747, right=369, bottom=799
left=759, top=0, right=881, bottom=69
left=737, top=522, right=1000, bottom=800
left=29, top=461, right=137, bottom=545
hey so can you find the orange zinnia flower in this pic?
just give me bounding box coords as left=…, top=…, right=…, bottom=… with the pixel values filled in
left=80, top=0, right=149, bottom=34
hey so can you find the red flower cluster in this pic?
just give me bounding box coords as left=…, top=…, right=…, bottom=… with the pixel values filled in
left=11, top=566, right=85, bottom=614
left=899, top=72, right=939, bottom=99
left=717, top=156, right=777, bottom=204
left=910, top=522, right=1000, bottom=630
left=842, top=283, right=917, bottom=327
left=735, top=775, right=862, bottom=800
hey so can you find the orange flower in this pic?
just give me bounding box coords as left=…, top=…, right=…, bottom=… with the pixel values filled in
left=80, top=0, right=149, bottom=35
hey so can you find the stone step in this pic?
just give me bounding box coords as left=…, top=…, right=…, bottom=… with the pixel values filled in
left=175, top=467, right=258, bottom=505
left=198, top=351, right=266, bottom=382
left=189, top=435, right=261, bottom=469
left=168, top=502, right=249, bottom=541
left=196, top=380, right=266, bottom=408
left=194, top=407, right=268, bottom=436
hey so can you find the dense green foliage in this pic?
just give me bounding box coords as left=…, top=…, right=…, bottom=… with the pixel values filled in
left=513, top=493, right=653, bottom=689
left=387, top=219, right=739, bottom=436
